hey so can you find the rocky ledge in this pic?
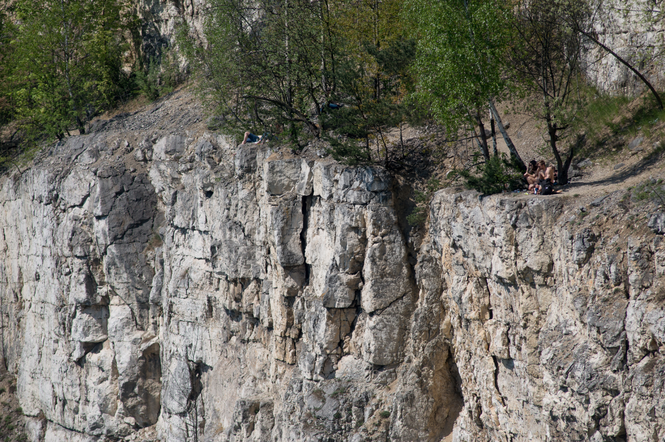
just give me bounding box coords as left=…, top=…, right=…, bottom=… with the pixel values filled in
left=0, top=99, right=664, bottom=441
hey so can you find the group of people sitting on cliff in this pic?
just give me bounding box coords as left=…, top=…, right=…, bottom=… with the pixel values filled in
left=523, top=160, right=562, bottom=195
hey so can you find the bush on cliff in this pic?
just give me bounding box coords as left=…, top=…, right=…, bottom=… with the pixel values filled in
left=458, top=154, right=523, bottom=195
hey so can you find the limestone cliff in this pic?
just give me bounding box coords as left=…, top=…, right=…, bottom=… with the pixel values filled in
left=584, top=0, right=665, bottom=95
left=135, top=0, right=665, bottom=96
left=1, top=93, right=664, bottom=442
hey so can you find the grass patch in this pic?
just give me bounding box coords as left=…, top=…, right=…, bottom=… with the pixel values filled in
left=379, top=410, right=391, bottom=419
left=630, top=178, right=665, bottom=205
left=572, top=88, right=665, bottom=162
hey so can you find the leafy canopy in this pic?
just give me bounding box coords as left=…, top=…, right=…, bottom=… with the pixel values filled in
left=181, top=0, right=332, bottom=146
left=5, top=0, right=132, bottom=140
left=183, top=0, right=419, bottom=161
left=404, top=0, right=512, bottom=131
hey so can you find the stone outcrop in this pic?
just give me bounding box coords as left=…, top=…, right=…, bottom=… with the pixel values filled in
left=1, top=94, right=664, bottom=441
left=421, top=190, right=665, bottom=441
left=584, top=0, right=665, bottom=95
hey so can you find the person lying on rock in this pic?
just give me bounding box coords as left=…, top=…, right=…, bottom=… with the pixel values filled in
left=241, top=131, right=263, bottom=145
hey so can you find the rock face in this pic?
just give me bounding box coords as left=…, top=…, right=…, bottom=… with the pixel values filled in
left=1, top=95, right=664, bottom=442
left=135, top=0, right=664, bottom=96
left=583, top=0, right=665, bottom=94
left=423, top=190, right=665, bottom=441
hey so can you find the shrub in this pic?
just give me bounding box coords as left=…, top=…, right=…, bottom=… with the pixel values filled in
left=135, top=49, right=183, bottom=101
left=458, top=154, right=523, bottom=195
left=407, top=178, right=441, bottom=226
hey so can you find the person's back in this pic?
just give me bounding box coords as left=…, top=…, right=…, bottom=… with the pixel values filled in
left=545, top=165, right=556, bottom=182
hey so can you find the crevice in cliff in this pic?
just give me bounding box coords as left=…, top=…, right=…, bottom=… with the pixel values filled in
left=366, top=290, right=409, bottom=317
left=301, top=194, right=312, bottom=286
left=491, top=356, right=506, bottom=407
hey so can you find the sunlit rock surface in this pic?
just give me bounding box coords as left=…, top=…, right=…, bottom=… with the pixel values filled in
left=1, top=93, right=664, bottom=441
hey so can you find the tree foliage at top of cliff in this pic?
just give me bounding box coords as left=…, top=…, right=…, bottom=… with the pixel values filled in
left=0, top=6, right=13, bottom=125
left=182, top=0, right=421, bottom=161
left=403, top=0, right=511, bottom=132
left=2, top=0, right=135, bottom=142
left=180, top=0, right=330, bottom=146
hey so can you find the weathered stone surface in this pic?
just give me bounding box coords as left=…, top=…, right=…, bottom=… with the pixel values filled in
left=584, top=0, right=665, bottom=95
left=420, top=188, right=665, bottom=442
left=2, top=90, right=665, bottom=442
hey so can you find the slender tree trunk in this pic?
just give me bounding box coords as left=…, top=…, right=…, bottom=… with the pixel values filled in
left=60, top=0, right=85, bottom=135
left=490, top=111, right=497, bottom=156
left=475, top=111, right=490, bottom=161
left=560, top=145, right=574, bottom=185
left=543, top=98, right=573, bottom=185
left=489, top=101, right=525, bottom=171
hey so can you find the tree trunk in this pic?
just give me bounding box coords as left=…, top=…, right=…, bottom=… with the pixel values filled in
left=559, top=145, right=574, bottom=185
left=489, top=101, right=525, bottom=171
left=490, top=111, right=497, bottom=156
left=475, top=111, right=490, bottom=161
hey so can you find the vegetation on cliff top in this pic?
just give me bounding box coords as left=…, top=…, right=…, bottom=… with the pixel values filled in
left=1, top=0, right=663, bottom=188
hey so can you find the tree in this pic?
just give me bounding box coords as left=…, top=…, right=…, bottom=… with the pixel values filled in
left=404, top=0, right=524, bottom=169
left=183, top=0, right=420, bottom=162
left=6, top=0, right=131, bottom=140
left=182, top=0, right=333, bottom=147
left=321, top=0, right=419, bottom=165
left=509, top=0, right=585, bottom=185
left=0, top=5, right=16, bottom=125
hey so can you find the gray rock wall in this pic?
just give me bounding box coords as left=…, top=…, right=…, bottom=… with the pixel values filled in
left=1, top=101, right=664, bottom=441
left=421, top=190, right=665, bottom=441
left=583, top=0, right=665, bottom=94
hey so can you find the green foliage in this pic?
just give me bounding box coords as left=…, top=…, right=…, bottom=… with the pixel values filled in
left=330, top=387, right=346, bottom=398
left=458, top=154, right=523, bottom=195
left=180, top=0, right=331, bottom=148
left=631, top=179, right=665, bottom=205
left=379, top=410, right=391, bottom=419
left=4, top=0, right=134, bottom=141
left=404, top=0, right=512, bottom=132
left=135, top=49, right=183, bottom=101
left=321, top=0, right=423, bottom=163
left=323, top=37, right=421, bottom=164
left=183, top=0, right=419, bottom=157
left=0, top=7, right=16, bottom=125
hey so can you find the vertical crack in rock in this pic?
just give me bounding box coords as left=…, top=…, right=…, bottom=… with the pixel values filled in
left=301, top=194, right=311, bottom=286
left=491, top=355, right=506, bottom=407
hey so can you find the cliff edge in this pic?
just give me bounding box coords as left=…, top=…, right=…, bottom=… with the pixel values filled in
left=0, top=91, right=664, bottom=442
